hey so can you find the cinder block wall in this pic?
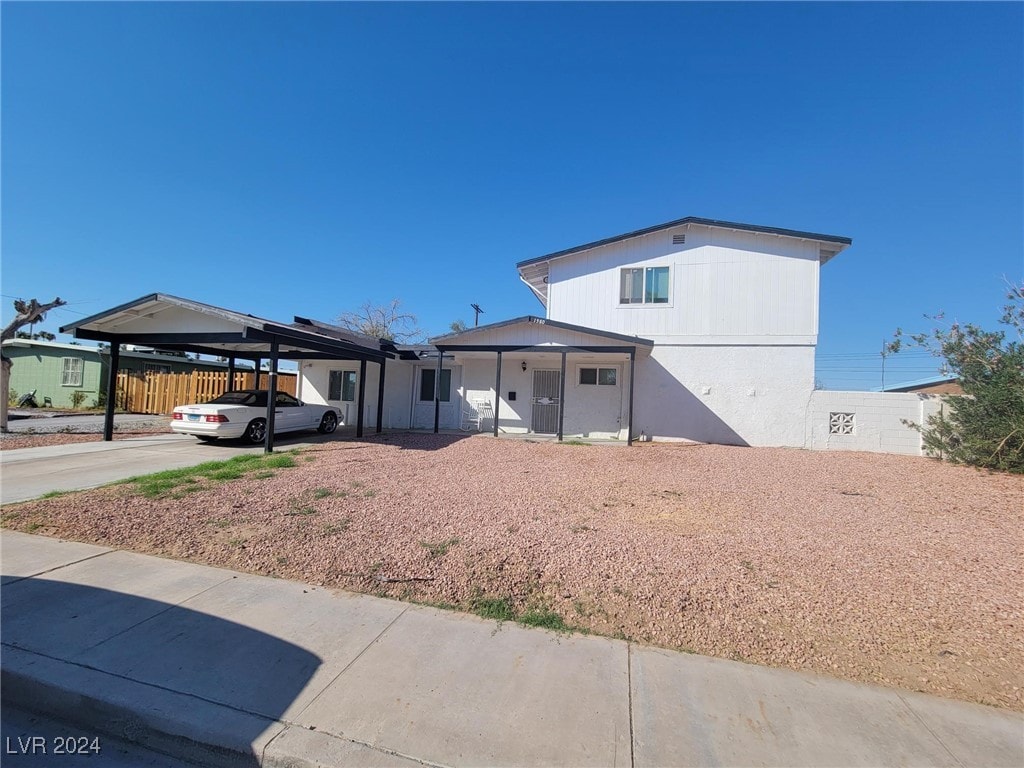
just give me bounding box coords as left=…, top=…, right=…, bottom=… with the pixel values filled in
left=807, top=391, right=945, bottom=455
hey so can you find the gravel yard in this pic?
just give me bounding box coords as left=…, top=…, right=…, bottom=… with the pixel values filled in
left=3, top=434, right=1021, bottom=711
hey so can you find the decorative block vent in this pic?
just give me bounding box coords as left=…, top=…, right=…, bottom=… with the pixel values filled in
left=672, top=234, right=686, bottom=245
left=829, top=412, right=855, bottom=435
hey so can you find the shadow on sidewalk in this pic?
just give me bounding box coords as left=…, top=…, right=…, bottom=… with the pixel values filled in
left=1, top=578, right=322, bottom=765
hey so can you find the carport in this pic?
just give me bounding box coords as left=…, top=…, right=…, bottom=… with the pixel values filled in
left=59, top=294, right=393, bottom=452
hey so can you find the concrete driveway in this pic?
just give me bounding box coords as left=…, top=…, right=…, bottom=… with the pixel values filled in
left=0, top=433, right=332, bottom=505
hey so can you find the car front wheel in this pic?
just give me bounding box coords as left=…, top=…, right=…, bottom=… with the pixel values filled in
left=317, top=412, right=338, bottom=434
left=245, top=418, right=267, bottom=444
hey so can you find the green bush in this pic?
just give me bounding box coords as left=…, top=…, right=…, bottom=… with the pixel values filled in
left=69, top=390, right=88, bottom=409
left=890, top=283, right=1023, bottom=473
left=7, top=388, right=19, bottom=407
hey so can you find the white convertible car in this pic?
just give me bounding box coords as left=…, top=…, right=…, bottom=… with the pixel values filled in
left=172, top=390, right=341, bottom=443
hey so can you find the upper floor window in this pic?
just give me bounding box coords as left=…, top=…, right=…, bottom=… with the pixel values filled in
left=620, top=266, right=669, bottom=304
left=61, top=357, right=84, bottom=387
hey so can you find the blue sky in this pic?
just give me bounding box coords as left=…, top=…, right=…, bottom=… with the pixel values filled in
left=2, top=2, right=1021, bottom=389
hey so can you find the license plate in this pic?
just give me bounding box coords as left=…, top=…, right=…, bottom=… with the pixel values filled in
left=187, top=414, right=200, bottom=422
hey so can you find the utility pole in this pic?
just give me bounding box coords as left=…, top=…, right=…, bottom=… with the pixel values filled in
left=880, top=340, right=887, bottom=391
left=471, top=303, right=484, bottom=327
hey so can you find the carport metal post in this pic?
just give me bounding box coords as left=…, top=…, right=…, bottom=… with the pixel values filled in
left=492, top=351, right=502, bottom=437
left=264, top=343, right=278, bottom=454
left=627, top=349, right=636, bottom=447
left=253, top=358, right=261, bottom=389
left=226, top=357, right=236, bottom=392
left=433, top=347, right=443, bottom=433
left=557, top=350, right=567, bottom=441
left=375, top=359, right=386, bottom=434
left=102, top=343, right=120, bottom=441
left=356, top=359, right=366, bottom=438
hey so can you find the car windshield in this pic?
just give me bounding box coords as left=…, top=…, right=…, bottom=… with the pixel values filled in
left=209, top=391, right=260, bottom=406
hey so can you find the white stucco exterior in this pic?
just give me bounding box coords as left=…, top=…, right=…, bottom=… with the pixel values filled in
left=546, top=224, right=821, bottom=344
left=296, top=216, right=937, bottom=455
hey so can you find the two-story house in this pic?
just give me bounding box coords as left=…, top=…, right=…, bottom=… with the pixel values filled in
left=60, top=216, right=939, bottom=453
left=300, top=216, right=853, bottom=447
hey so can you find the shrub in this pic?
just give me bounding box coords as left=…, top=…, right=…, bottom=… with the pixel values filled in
left=889, top=282, right=1023, bottom=473
left=69, top=390, right=87, bottom=409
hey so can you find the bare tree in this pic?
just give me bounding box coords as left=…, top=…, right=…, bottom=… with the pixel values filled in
left=2, top=297, right=67, bottom=431
left=337, top=299, right=424, bottom=343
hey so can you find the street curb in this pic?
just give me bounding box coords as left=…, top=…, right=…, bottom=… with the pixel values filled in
left=1, top=645, right=440, bottom=768
left=1, top=645, right=282, bottom=767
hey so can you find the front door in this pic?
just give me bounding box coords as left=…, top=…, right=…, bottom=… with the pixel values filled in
left=412, top=366, right=461, bottom=429
left=531, top=369, right=561, bottom=434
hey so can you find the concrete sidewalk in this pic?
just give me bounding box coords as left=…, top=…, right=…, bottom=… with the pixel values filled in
left=1, top=531, right=1021, bottom=768
left=0, top=433, right=330, bottom=505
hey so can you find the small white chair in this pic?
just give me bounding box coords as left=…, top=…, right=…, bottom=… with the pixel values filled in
left=461, top=399, right=492, bottom=432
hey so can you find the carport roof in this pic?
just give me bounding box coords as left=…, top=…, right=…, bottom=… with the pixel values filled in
left=59, top=293, right=392, bottom=362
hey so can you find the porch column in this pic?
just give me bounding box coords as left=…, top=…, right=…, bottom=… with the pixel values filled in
left=433, top=347, right=443, bottom=433
left=227, top=357, right=236, bottom=392
left=264, top=342, right=279, bottom=454
left=493, top=351, right=502, bottom=437
left=356, top=358, right=367, bottom=438
left=376, top=358, right=386, bottom=434
left=102, top=342, right=120, bottom=441
left=557, top=350, right=567, bottom=441
left=627, top=349, right=636, bottom=447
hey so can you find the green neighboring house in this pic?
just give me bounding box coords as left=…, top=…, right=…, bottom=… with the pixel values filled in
left=2, top=339, right=252, bottom=409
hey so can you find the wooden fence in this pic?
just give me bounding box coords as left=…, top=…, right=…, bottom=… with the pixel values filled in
left=115, top=370, right=297, bottom=415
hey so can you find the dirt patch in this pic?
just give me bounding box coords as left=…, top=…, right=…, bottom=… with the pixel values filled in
left=3, top=434, right=1021, bottom=711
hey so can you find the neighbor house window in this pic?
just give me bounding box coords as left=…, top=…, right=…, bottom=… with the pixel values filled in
left=144, top=363, right=171, bottom=375
left=579, top=367, right=617, bottom=386
left=61, top=357, right=84, bottom=387
left=419, top=369, right=452, bottom=402
left=620, top=266, right=669, bottom=304
left=328, top=370, right=357, bottom=401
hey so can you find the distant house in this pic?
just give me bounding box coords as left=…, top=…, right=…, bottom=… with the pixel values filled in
left=878, top=376, right=963, bottom=395
left=3, top=339, right=264, bottom=408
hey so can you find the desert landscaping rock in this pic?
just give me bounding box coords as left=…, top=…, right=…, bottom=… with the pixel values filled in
left=2, top=434, right=1021, bottom=711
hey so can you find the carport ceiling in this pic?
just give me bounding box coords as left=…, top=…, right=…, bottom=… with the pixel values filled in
left=59, top=293, right=392, bottom=362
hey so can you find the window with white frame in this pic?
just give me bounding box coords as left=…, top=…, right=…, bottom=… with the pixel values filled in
left=579, top=367, right=617, bottom=386
left=328, top=370, right=357, bottom=401
left=620, top=266, right=669, bottom=304
left=419, top=369, right=452, bottom=402
left=61, top=357, right=84, bottom=387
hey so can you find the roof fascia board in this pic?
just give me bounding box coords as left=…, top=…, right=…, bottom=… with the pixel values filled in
left=60, top=293, right=267, bottom=335
left=244, top=326, right=390, bottom=360
left=429, top=315, right=653, bottom=347
left=516, top=216, right=852, bottom=270
left=436, top=344, right=639, bottom=354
